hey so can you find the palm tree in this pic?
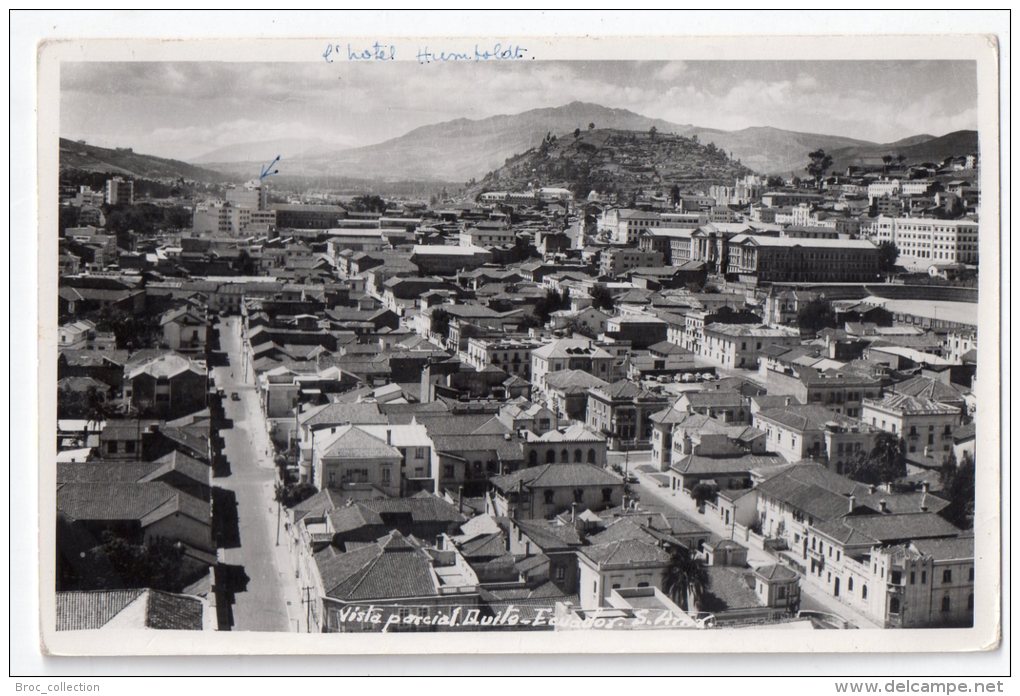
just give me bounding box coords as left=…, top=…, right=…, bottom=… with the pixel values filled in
left=662, top=543, right=709, bottom=613
left=81, top=386, right=113, bottom=448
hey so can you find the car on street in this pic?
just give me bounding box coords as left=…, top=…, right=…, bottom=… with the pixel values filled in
left=231, top=392, right=240, bottom=401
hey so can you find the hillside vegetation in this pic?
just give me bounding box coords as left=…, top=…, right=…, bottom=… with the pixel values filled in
left=59, top=138, right=227, bottom=184
left=468, top=128, right=757, bottom=199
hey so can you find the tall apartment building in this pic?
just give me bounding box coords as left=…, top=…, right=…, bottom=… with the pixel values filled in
left=191, top=201, right=277, bottom=236
left=104, top=177, right=134, bottom=206
left=598, top=248, right=663, bottom=277
left=225, top=179, right=269, bottom=211
left=868, top=216, right=979, bottom=270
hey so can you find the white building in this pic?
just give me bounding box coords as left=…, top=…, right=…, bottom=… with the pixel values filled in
left=868, top=216, right=979, bottom=271
left=104, top=177, right=133, bottom=206
left=700, top=323, right=801, bottom=369
left=225, top=179, right=269, bottom=211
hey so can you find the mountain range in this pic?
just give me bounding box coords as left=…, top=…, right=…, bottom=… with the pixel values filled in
left=197, top=102, right=977, bottom=182
left=61, top=102, right=979, bottom=187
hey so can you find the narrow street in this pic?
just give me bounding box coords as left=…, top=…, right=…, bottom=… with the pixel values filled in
left=212, top=316, right=303, bottom=632
left=622, top=455, right=883, bottom=629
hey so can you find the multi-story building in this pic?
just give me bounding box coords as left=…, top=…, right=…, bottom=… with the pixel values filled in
left=311, top=424, right=408, bottom=496
left=762, top=364, right=883, bottom=419
left=225, top=179, right=269, bottom=211
left=944, top=330, right=978, bottom=364
left=753, top=404, right=879, bottom=472
left=726, top=235, right=880, bottom=283
left=598, top=248, right=663, bottom=277
left=868, top=216, right=979, bottom=271
left=124, top=353, right=208, bottom=419
left=709, top=175, right=764, bottom=206
left=861, top=393, right=962, bottom=468
left=465, top=337, right=541, bottom=380
left=459, top=224, right=515, bottom=248
left=191, top=201, right=277, bottom=236
left=272, top=203, right=347, bottom=229
left=487, top=463, right=624, bottom=521
left=586, top=379, right=670, bottom=449
left=700, top=323, right=801, bottom=369
left=104, top=176, right=133, bottom=206
left=597, top=209, right=706, bottom=246
left=805, top=517, right=971, bottom=628
left=531, top=338, right=615, bottom=393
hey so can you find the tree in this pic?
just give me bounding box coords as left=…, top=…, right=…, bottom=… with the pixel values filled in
left=662, top=544, right=709, bottom=613
left=796, top=297, right=838, bottom=334
left=882, top=155, right=893, bottom=173
left=566, top=316, right=596, bottom=339
left=766, top=175, right=785, bottom=188
left=844, top=432, right=907, bottom=486
left=532, top=289, right=570, bottom=325
left=430, top=307, right=452, bottom=339
left=691, top=483, right=716, bottom=512
left=232, top=249, right=257, bottom=275
left=895, top=153, right=906, bottom=168
left=940, top=452, right=975, bottom=529
left=350, top=194, right=387, bottom=214
left=590, top=284, right=615, bottom=311
left=877, top=240, right=900, bottom=274
left=649, top=126, right=658, bottom=139
left=573, top=127, right=581, bottom=139
left=670, top=184, right=681, bottom=207
left=275, top=481, right=319, bottom=508
left=806, top=149, right=833, bottom=189
left=588, top=122, right=595, bottom=131
left=67, top=531, right=194, bottom=592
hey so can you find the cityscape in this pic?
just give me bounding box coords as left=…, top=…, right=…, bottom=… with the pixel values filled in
left=54, top=60, right=980, bottom=636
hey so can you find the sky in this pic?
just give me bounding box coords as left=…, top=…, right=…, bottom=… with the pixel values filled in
left=60, top=60, right=978, bottom=161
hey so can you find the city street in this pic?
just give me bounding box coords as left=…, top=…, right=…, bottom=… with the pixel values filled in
left=212, top=316, right=303, bottom=632
left=623, top=459, right=883, bottom=629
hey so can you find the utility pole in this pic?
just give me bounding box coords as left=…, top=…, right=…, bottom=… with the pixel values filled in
left=275, top=497, right=282, bottom=546
left=302, top=585, right=314, bottom=633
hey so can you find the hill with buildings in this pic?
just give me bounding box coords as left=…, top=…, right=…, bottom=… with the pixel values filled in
left=466, top=127, right=756, bottom=199
left=59, top=138, right=227, bottom=184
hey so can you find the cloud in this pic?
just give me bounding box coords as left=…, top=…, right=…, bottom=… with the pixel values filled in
left=60, top=60, right=979, bottom=156
left=652, top=62, right=688, bottom=82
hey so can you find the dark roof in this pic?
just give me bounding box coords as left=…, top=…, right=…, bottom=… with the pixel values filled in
left=911, top=535, right=974, bottom=561
left=672, top=453, right=784, bottom=477
left=510, top=518, right=584, bottom=550
left=315, top=531, right=439, bottom=601
left=814, top=513, right=962, bottom=547
left=890, top=375, right=968, bottom=404
left=699, top=566, right=761, bottom=612
left=56, top=481, right=210, bottom=526
left=490, top=463, right=622, bottom=492
left=753, top=564, right=799, bottom=582
left=321, top=426, right=402, bottom=460
left=581, top=539, right=671, bottom=567
left=327, top=495, right=467, bottom=534
left=756, top=404, right=857, bottom=432
left=55, top=589, right=204, bottom=631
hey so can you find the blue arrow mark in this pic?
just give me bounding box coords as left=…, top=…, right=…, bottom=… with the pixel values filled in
left=259, top=155, right=282, bottom=180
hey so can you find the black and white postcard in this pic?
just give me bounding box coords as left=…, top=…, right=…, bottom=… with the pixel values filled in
left=32, top=30, right=1002, bottom=657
